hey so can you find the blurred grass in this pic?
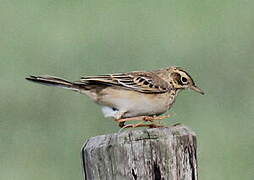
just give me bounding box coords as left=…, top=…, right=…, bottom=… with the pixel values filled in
left=0, top=0, right=254, bottom=179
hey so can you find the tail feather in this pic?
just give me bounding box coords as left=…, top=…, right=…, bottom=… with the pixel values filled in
left=26, top=75, right=78, bottom=91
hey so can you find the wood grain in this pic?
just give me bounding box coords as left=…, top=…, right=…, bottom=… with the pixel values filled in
left=81, top=125, right=197, bottom=180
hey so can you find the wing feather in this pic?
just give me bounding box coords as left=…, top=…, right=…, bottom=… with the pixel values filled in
left=78, top=72, right=170, bottom=93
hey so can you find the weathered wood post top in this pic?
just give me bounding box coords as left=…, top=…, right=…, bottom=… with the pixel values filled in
left=81, top=125, right=197, bottom=180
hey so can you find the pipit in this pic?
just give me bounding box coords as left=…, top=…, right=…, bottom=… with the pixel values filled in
left=26, top=66, right=204, bottom=128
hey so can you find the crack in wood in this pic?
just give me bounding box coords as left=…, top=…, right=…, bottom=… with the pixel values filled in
left=153, top=162, right=161, bottom=180
left=132, top=169, right=137, bottom=180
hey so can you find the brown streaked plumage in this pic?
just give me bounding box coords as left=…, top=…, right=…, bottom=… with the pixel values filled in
left=26, top=66, right=204, bottom=128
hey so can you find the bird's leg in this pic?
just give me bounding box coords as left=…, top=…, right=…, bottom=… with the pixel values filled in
left=116, top=114, right=173, bottom=128
left=117, top=116, right=150, bottom=123
left=116, top=116, right=152, bottom=128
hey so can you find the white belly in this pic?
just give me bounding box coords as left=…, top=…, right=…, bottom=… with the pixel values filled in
left=97, top=88, right=175, bottom=118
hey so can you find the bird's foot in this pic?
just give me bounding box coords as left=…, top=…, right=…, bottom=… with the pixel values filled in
left=118, top=121, right=125, bottom=128
left=172, top=122, right=182, bottom=126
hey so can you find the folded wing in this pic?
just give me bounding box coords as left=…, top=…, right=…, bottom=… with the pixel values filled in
left=76, top=72, right=171, bottom=93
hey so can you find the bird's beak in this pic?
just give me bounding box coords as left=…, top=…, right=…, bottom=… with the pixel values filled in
left=190, top=85, right=205, bottom=95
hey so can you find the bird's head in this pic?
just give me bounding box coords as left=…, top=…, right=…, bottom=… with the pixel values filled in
left=168, top=67, right=204, bottom=95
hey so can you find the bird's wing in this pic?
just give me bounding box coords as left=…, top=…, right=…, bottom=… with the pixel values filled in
left=77, top=72, right=171, bottom=93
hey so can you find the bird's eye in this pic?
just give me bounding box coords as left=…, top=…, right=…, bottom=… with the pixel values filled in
left=181, top=77, right=188, bottom=84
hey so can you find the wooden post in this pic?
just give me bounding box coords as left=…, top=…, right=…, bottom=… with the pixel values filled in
left=81, top=125, right=198, bottom=180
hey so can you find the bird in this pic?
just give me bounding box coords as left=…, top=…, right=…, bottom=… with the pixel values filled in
left=26, top=66, right=204, bottom=128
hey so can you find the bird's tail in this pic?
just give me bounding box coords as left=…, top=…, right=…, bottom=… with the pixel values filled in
left=26, top=75, right=79, bottom=91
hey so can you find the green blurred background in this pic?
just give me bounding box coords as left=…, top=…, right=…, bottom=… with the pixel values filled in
left=1, top=0, right=253, bottom=179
